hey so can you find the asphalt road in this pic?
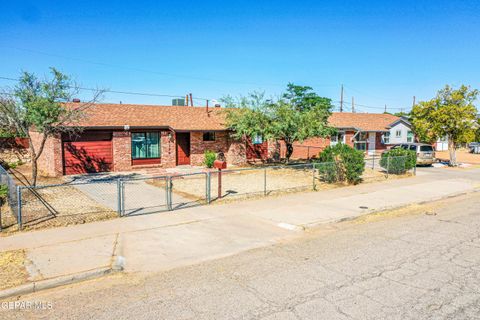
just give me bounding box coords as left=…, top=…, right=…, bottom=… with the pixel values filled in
left=2, top=191, right=480, bottom=320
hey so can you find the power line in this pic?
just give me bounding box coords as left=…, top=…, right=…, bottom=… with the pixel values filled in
left=1, top=46, right=338, bottom=89
left=0, top=75, right=211, bottom=101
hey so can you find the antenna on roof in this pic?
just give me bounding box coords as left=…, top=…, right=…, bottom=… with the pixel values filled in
left=340, top=84, right=344, bottom=112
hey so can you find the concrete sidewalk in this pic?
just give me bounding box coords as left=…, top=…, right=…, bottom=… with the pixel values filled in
left=0, top=168, right=478, bottom=293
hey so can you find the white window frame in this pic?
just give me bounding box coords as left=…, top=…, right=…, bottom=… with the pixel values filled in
left=395, top=130, right=402, bottom=138
left=383, top=132, right=390, bottom=144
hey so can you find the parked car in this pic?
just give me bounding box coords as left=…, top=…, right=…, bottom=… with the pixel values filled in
left=387, top=143, right=436, bottom=165
left=469, top=142, right=480, bottom=154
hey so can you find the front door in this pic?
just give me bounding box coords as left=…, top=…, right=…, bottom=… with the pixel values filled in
left=176, top=132, right=191, bottom=165
left=367, top=132, right=376, bottom=155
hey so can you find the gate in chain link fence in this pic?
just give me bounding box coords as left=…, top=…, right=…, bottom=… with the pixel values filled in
left=7, top=156, right=415, bottom=231
left=0, top=164, right=19, bottom=230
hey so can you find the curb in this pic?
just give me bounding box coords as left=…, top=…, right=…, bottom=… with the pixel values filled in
left=301, top=188, right=479, bottom=230
left=0, top=267, right=114, bottom=300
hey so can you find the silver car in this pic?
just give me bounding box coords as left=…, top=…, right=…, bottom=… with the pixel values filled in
left=390, top=143, right=436, bottom=165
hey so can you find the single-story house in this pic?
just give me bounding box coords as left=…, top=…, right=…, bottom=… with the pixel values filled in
left=279, top=113, right=414, bottom=158
left=31, top=102, right=269, bottom=176
left=32, top=102, right=415, bottom=176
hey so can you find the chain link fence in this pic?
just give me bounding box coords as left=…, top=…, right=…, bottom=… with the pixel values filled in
left=17, top=181, right=119, bottom=230
left=0, top=164, right=19, bottom=230
left=1, top=155, right=414, bottom=231
left=120, top=176, right=169, bottom=216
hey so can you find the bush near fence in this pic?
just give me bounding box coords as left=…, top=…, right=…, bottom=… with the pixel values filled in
left=380, top=149, right=416, bottom=174
left=317, top=144, right=365, bottom=184
left=203, top=150, right=216, bottom=168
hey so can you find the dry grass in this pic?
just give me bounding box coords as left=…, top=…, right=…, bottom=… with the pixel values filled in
left=0, top=249, right=29, bottom=290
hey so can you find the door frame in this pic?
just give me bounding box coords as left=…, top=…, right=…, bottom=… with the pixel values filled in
left=367, top=132, right=376, bottom=155
left=176, top=132, right=191, bottom=165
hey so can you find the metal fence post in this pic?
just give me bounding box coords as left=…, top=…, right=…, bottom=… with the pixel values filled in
left=17, top=186, right=22, bottom=230
left=167, top=177, right=173, bottom=211
left=117, top=179, right=122, bottom=217
left=263, top=168, right=267, bottom=196
left=312, top=163, right=316, bottom=191
left=386, top=156, right=390, bottom=179
left=372, top=154, right=375, bottom=170
left=206, top=172, right=211, bottom=204
left=414, top=155, right=417, bottom=176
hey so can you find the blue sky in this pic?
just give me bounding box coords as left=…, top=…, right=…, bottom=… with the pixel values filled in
left=1, top=0, right=479, bottom=112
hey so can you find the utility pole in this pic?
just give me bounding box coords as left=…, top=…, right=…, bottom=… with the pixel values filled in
left=384, top=104, right=387, bottom=113
left=340, top=84, right=344, bottom=112
left=351, top=96, right=355, bottom=113
left=189, top=93, right=193, bottom=106
left=412, top=96, right=416, bottom=109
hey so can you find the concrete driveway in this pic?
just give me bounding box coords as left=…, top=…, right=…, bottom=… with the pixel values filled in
left=66, top=172, right=193, bottom=216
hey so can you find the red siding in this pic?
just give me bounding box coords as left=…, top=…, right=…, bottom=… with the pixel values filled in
left=63, top=140, right=113, bottom=175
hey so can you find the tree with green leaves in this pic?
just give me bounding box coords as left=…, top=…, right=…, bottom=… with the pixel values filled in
left=223, top=83, right=335, bottom=162
left=410, top=85, right=478, bottom=166
left=0, top=68, right=102, bottom=185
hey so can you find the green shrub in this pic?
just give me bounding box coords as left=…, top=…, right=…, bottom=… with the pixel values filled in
left=203, top=150, right=217, bottom=168
left=0, top=184, right=8, bottom=205
left=380, top=148, right=416, bottom=174
left=317, top=144, right=365, bottom=184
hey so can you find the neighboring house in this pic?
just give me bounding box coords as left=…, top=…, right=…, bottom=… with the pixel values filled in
left=383, top=117, right=415, bottom=145
left=435, top=136, right=449, bottom=151
left=31, top=102, right=253, bottom=176
left=282, top=113, right=412, bottom=158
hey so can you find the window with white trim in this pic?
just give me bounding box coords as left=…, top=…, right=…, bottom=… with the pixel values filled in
left=395, top=130, right=402, bottom=138
left=383, top=132, right=390, bottom=144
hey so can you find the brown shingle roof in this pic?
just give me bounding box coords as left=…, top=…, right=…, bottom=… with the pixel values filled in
left=328, top=112, right=399, bottom=131
left=69, top=103, right=227, bottom=131
left=70, top=103, right=399, bottom=132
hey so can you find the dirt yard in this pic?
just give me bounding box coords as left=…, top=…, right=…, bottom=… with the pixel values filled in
left=0, top=249, right=28, bottom=290
left=150, top=165, right=412, bottom=205
left=436, top=149, right=480, bottom=165
left=1, top=164, right=117, bottom=234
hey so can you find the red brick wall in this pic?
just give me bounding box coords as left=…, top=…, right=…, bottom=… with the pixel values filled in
left=30, top=131, right=63, bottom=176
left=344, top=131, right=355, bottom=148
left=111, top=130, right=177, bottom=170
left=277, top=137, right=331, bottom=160
left=190, top=131, right=247, bottom=166
left=112, top=131, right=132, bottom=171
left=161, top=131, right=176, bottom=167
